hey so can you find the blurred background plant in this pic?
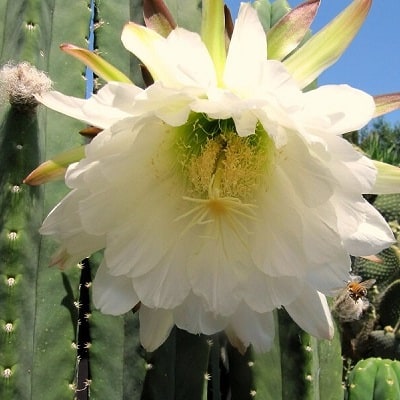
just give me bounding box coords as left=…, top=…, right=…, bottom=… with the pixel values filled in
left=359, top=118, right=400, bottom=166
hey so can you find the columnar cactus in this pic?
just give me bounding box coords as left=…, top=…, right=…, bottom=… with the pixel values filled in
left=0, top=2, right=89, bottom=399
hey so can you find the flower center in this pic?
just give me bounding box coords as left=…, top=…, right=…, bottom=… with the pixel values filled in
left=176, top=114, right=275, bottom=203
left=171, top=114, right=275, bottom=244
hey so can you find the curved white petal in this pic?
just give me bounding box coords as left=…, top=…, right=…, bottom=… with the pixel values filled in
left=242, top=273, right=303, bottom=313
left=36, top=83, right=141, bottom=129
left=133, top=82, right=200, bottom=126
left=187, top=236, right=245, bottom=315
left=301, top=85, right=375, bottom=134
left=342, top=199, right=395, bottom=256
left=224, top=3, right=267, bottom=96
left=285, top=288, right=333, bottom=340
left=122, top=23, right=216, bottom=89
left=173, top=292, right=228, bottom=334
left=93, top=262, right=139, bottom=315
left=277, top=131, right=335, bottom=207
left=131, top=248, right=191, bottom=309
left=315, top=135, right=377, bottom=194
left=139, top=306, right=174, bottom=351
left=230, top=303, right=275, bottom=353
left=40, top=189, right=106, bottom=259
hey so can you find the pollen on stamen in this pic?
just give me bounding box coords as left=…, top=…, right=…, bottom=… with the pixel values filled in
left=219, top=133, right=270, bottom=200
left=186, top=138, right=221, bottom=196
left=184, top=131, right=272, bottom=201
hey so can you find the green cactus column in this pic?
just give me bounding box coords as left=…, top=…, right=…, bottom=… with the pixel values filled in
left=347, top=358, right=400, bottom=400
left=0, top=1, right=89, bottom=399
left=0, top=96, right=43, bottom=400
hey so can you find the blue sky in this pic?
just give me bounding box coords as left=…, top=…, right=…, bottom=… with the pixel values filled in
left=225, top=0, right=400, bottom=126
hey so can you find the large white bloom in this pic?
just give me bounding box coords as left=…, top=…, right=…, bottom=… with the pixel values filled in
left=37, top=3, right=395, bottom=352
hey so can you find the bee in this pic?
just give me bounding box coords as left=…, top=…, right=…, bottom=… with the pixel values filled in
left=346, top=276, right=376, bottom=303
left=331, top=276, right=376, bottom=322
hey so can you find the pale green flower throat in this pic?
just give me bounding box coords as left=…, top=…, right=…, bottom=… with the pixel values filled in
left=175, top=114, right=275, bottom=204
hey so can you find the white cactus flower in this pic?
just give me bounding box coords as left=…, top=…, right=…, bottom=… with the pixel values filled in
left=36, top=1, right=398, bottom=352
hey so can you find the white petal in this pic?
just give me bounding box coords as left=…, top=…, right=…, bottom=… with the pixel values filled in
left=173, top=292, right=228, bottom=335
left=186, top=206, right=257, bottom=315
left=40, top=189, right=106, bottom=257
left=133, top=82, right=200, bottom=126
left=314, top=134, right=377, bottom=194
left=285, top=288, right=333, bottom=340
left=342, top=200, right=395, bottom=256
left=188, top=244, right=242, bottom=315
left=301, top=85, right=375, bottom=134
left=278, top=131, right=335, bottom=207
left=190, top=88, right=242, bottom=119
left=232, top=110, right=259, bottom=137
left=139, top=306, right=174, bottom=351
left=83, top=117, right=142, bottom=162
left=36, top=83, right=141, bottom=129
left=242, top=273, right=302, bottom=313
left=93, top=262, right=139, bottom=315
left=251, top=174, right=309, bottom=277
left=230, top=303, right=275, bottom=353
left=122, top=23, right=216, bottom=89
left=224, top=3, right=267, bottom=96
left=165, top=28, right=216, bottom=88
left=131, top=249, right=191, bottom=309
